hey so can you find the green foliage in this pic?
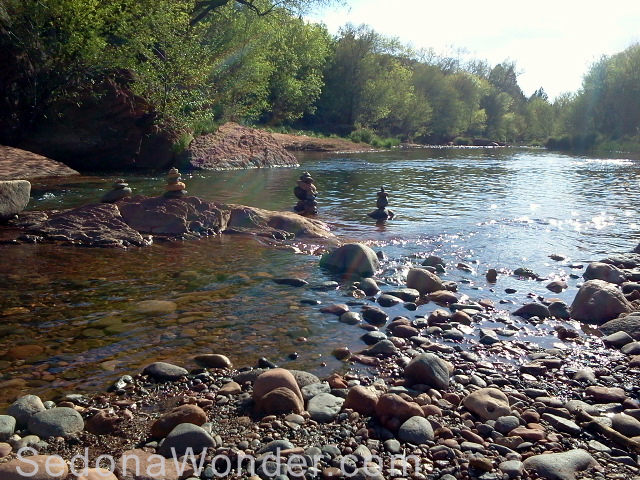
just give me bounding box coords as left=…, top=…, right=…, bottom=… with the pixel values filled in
left=453, top=136, right=472, bottom=146
left=5, top=0, right=636, bottom=151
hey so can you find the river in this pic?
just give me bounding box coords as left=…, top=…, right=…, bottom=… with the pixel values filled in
left=1, top=146, right=639, bottom=406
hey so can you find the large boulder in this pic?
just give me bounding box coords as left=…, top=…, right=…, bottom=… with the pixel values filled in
left=570, top=280, right=633, bottom=323
left=0, top=146, right=79, bottom=180
left=118, top=195, right=224, bottom=236
left=583, top=262, right=626, bottom=284
left=17, top=75, right=179, bottom=170
left=406, top=268, right=444, bottom=294
left=0, top=180, right=30, bottom=221
left=180, top=122, right=298, bottom=170
left=225, top=204, right=333, bottom=239
left=15, top=203, right=147, bottom=247
left=319, top=243, right=380, bottom=276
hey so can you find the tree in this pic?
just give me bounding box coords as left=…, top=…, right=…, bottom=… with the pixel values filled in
left=262, top=17, right=331, bottom=125
left=190, top=0, right=340, bottom=25
left=315, top=24, right=381, bottom=128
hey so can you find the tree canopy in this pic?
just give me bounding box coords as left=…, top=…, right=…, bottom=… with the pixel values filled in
left=1, top=0, right=638, bottom=151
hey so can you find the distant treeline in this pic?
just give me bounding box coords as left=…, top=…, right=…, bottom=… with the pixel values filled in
left=1, top=0, right=639, bottom=151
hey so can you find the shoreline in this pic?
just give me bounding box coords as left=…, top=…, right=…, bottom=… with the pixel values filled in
left=1, top=244, right=639, bottom=479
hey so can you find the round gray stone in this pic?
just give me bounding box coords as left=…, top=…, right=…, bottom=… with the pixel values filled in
left=143, top=362, right=188, bottom=381
left=307, top=393, right=344, bottom=423
left=403, top=353, right=451, bottom=390
left=0, top=415, right=16, bottom=441
left=398, top=416, right=434, bottom=444
left=523, top=449, right=600, bottom=480
left=7, top=395, right=45, bottom=428
left=28, top=407, right=84, bottom=438
left=158, top=423, right=216, bottom=457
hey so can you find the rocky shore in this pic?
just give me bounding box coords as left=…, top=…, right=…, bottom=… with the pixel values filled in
left=1, top=243, right=640, bottom=480
left=0, top=194, right=334, bottom=247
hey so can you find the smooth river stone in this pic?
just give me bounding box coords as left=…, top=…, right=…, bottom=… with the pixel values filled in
left=135, top=300, right=177, bottom=314
left=523, top=449, right=600, bottom=480
left=0, top=455, right=69, bottom=480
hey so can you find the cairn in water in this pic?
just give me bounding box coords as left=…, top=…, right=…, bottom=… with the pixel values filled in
left=163, top=168, right=187, bottom=198
left=101, top=179, right=132, bottom=203
left=368, top=186, right=394, bottom=220
left=293, top=171, right=318, bottom=215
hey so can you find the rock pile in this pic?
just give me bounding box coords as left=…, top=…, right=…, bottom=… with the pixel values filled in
left=293, top=171, right=318, bottom=215
left=163, top=168, right=187, bottom=198
left=368, top=186, right=394, bottom=220
left=100, top=179, right=132, bottom=203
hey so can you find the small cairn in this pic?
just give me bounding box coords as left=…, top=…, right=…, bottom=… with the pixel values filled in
left=101, top=179, right=132, bottom=203
left=163, top=168, right=187, bottom=198
left=293, top=171, right=318, bottom=215
left=368, top=186, right=394, bottom=220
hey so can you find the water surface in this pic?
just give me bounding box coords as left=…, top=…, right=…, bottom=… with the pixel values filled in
left=2, top=147, right=639, bottom=405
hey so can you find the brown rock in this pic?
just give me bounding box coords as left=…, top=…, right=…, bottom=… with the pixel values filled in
left=16, top=76, right=178, bottom=170
left=451, top=310, right=472, bottom=325
left=150, top=404, right=208, bottom=438
left=193, top=354, right=232, bottom=369
left=407, top=268, right=444, bottom=294
left=78, top=469, right=118, bottom=480
left=570, top=279, right=633, bottom=323
left=0, top=442, right=11, bottom=458
left=20, top=203, right=147, bottom=247
left=85, top=409, right=121, bottom=435
left=181, top=122, right=298, bottom=170
left=427, top=290, right=458, bottom=304
left=319, top=304, right=350, bottom=315
left=462, top=388, right=511, bottom=421
left=343, top=386, right=379, bottom=416
left=0, top=146, right=79, bottom=180
left=375, top=394, right=423, bottom=428
left=255, top=387, right=304, bottom=415
left=117, top=448, right=193, bottom=480
left=0, top=455, right=68, bottom=480
left=509, top=427, right=546, bottom=441
left=253, top=368, right=303, bottom=402
left=218, top=381, right=242, bottom=396
left=585, top=386, right=628, bottom=403
left=6, top=344, right=44, bottom=360
left=327, top=373, right=348, bottom=389
left=427, top=309, right=451, bottom=326
left=392, top=324, right=420, bottom=338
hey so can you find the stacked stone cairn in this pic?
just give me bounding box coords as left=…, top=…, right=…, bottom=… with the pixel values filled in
left=163, top=168, right=187, bottom=198
left=101, top=179, right=132, bottom=203
left=368, top=186, right=394, bottom=220
left=293, top=171, right=318, bottom=215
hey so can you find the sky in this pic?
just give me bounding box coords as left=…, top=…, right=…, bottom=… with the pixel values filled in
left=308, top=0, right=640, bottom=101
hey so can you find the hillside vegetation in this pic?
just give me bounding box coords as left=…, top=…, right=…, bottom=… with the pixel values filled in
left=1, top=0, right=639, bottom=157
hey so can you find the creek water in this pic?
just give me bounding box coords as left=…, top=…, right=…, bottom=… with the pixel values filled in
left=1, top=146, right=639, bottom=406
